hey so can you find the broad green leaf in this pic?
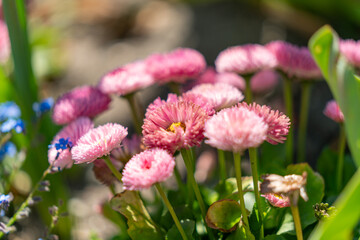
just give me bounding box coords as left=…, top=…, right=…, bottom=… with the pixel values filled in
left=205, top=199, right=242, bottom=232
left=166, top=219, right=195, bottom=240
left=110, top=191, right=164, bottom=240
left=101, top=202, right=130, bottom=239
left=160, top=205, right=194, bottom=230
left=259, top=142, right=287, bottom=175
left=277, top=211, right=294, bottom=235
left=263, top=207, right=287, bottom=230
left=286, top=163, right=324, bottom=228
left=264, top=234, right=287, bottom=240
left=226, top=222, right=255, bottom=240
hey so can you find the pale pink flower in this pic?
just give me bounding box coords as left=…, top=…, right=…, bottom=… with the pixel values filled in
left=215, top=44, right=277, bottom=75
left=122, top=148, right=175, bottom=190
left=238, top=102, right=290, bottom=145
left=72, top=123, right=128, bottom=164
left=340, top=39, right=360, bottom=68
left=110, top=134, right=144, bottom=164
left=146, top=48, right=206, bottom=84
left=142, top=100, right=209, bottom=153
left=93, top=158, right=123, bottom=186
left=0, top=20, right=10, bottom=63
left=184, top=83, right=244, bottom=111
left=52, top=85, right=111, bottom=125
left=251, top=70, right=279, bottom=94
left=323, top=100, right=344, bottom=123
left=204, top=107, right=268, bottom=152
left=261, top=193, right=290, bottom=208
left=98, top=61, right=154, bottom=96
left=181, top=93, right=215, bottom=116
left=266, top=40, right=322, bottom=79
left=48, top=117, right=94, bottom=169
left=145, top=93, right=179, bottom=118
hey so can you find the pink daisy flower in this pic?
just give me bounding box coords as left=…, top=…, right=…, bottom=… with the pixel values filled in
left=184, top=83, right=244, bottom=111
left=48, top=117, right=94, bottom=169
left=340, top=39, right=360, bottom=68
left=98, top=61, right=154, bottom=96
left=250, top=70, right=279, bottom=94
left=266, top=40, right=322, bottom=79
left=145, top=48, right=206, bottom=84
left=323, top=100, right=344, bottom=123
left=261, top=193, right=290, bottom=208
left=93, top=158, right=123, bottom=186
left=204, top=107, right=268, bottom=152
left=238, top=102, right=290, bottom=145
left=215, top=44, right=277, bottom=75
left=0, top=20, right=10, bottom=63
left=145, top=93, right=179, bottom=118
left=142, top=100, right=209, bottom=153
left=72, top=123, right=128, bottom=164
left=52, top=85, right=111, bottom=125
left=122, top=148, right=175, bottom=190
left=181, top=93, right=215, bottom=116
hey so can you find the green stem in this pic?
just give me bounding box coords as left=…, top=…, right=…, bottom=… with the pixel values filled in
left=109, top=184, right=116, bottom=195
left=244, top=75, right=253, bottom=103
left=103, top=156, right=122, bottom=183
left=248, top=148, right=264, bottom=239
left=233, top=152, right=251, bottom=236
left=297, top=82, right=312, bottom=163
left=124, top=93, right=143, bottom=135
left=337, top=125, right=346, bottom=193
left=180, top=149, right=215, bottom=240
left=173, top=165, right=187, bottom=197
left=155, top=183, right=188, bottom=240
left=283, top=75, right=294, bottom=165
left=218, top=149, right=226, bottom=182
left=290, top=203, right=303, bottom=240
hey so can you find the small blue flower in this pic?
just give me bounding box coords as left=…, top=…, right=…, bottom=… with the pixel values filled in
left=0, top=142, right=16, bottom=161
left=0, top=194, right=12, bottom=210
left=54, top=138, right=72, bottom=150
left=0, top=102, right=21, bottom=122
left=33, top=98, right=54, bottom=117
left=0, top=118, right=25, bottom=133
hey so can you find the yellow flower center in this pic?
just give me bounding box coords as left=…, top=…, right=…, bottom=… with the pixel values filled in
left=166, top=122, right=186, bottom=133
left=274, top=193, right=283, bottom=199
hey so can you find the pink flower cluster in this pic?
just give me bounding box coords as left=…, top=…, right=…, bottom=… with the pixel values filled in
left=323, top=100, right=344, bottom=123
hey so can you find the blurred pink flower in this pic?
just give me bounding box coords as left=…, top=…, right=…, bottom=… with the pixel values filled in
left=145, top=93, right=179, bottom=118
left=145, top=48, right=206, bottom=84
left=261, top=193, right=290, bottom=208
left=110, top=134, right=144, bottom=164
left=72, top=123, right=128, bottom=164
left=98, top=61, right=154, bottom=96
left=48, top=117, right=94, bottom=169
left=181, top=93, right=215, bottom=116
left=184, top=83, right=244, bottom=111
left=250, top=70, right=279, bottom=94
left=340, top=39, right=360, bottom=68
left=122, top=148, right=175, bottom=190
left=52, top=85, right=111, bottom=125
left=204, top=107, right=268, bottom=152
left=142, top=100, right=209, bottom=153
left=215, top=44, right=277, bottom=75
left=0, top=20, right=10, bottom=63
left=323, top=100, right=344, bottom=123
left=238, top=102, right=290, bottom=145
left=266, top=40, right=322, bottom=79
left=93, top=158, right=123, bottom=186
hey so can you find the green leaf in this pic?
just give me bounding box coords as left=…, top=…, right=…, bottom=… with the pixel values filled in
left=259, top=142, right=287, bottom=175
left=226, top=222, right=256, bottom=240
left=160, top=205, right=194, bottom=230
left=101, top=202, right=130, bottom=239
left=277, top=211, right=295, bottom=235
left=205, top=199, right=242, bottom=232
left=166, top=219, right=195, bottom=240
left=214, top=177, right=255, bottom=201
left=286, top=163, right=325, bottom=228
left=264, top=234, right=287, bottom=240
left=110, top=191, right=164, bottom=240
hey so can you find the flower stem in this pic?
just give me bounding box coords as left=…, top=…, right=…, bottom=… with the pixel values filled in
left=337, top=125, right=346, bottom=193
left=290, top=203, right=303, bottom=240
left=233, top=152, right=251, bottom=236
left=248, top=147, right=264, bottom=239
left=244, top=75, right=253, bottom=103
left=174, top=165, right=187, bottom=197
left=180, top=148, right=215, bottom=240
left=297, top=81, right=312, bottom=163
left=124, top=93, right=143, bottom=135
left=155, top=183, right=188, bottom=240
left=283, top=75, right=294, bottom=165
left=218, top=149, right=226, bottom=182
left=103, top=156, right=122, bottom=182
left=169, top=82, right=181, bottom=95
left=0, top=164, right=53, bottom=238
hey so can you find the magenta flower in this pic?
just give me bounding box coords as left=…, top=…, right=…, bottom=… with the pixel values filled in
left=261, top=193, right=290, bottom=208
left=250, top=70, right=279, bottom=94
left=122, top=148, right=175, bottom=190
left=72, top=123, right=128, bottom=164
left=266, top=40, right=322, bottom=80
left=142, top=100, right=209, bottom=153
left=204, top=107, right=268, bottom=152
left=340, top=39, right=360, bottom=68
left=98, top=61, right=154, bottom=96
left=215, top=44, right=277, bottom=75
left=48, top=117, right=94, bottom=169
left=145, top=93, right=179, bottom=118
left=184, top=83, right=244, bottom=111
left=238, top=102, right=290, bottom=145
left=323, top=100, right=344, bottom=123
left=145, top=48, right=206, bottom=84
left=0, top=20, right=10, bottom=63
left=52, top=86, right=111, bottom=125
